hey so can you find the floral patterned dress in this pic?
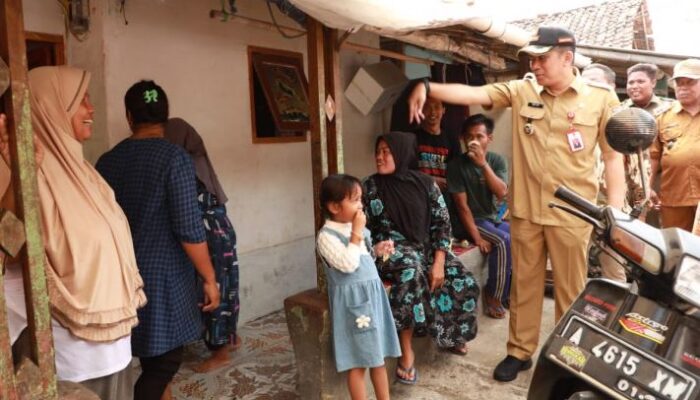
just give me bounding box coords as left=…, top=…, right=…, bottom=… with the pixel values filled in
left=363, top=176, right=479, bottom=348
left=196, top=183, right=240, bottom=350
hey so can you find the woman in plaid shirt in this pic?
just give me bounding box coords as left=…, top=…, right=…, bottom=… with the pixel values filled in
left=97, top=80, right=220, bottom=400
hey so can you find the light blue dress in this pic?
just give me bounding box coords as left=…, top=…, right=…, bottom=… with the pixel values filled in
left=319, top=226, right=402, bottom=372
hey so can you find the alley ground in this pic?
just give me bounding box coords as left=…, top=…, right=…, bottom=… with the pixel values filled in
left=169, top=250, right=557, bottom=400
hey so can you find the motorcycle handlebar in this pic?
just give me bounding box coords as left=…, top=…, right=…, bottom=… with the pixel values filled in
left=554, top=186, right=604, bottom=220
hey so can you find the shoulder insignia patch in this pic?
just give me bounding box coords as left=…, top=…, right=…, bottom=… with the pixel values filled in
left=652, top=99, right=674, bottom=117
left=611, top=104, right=626, bottom=114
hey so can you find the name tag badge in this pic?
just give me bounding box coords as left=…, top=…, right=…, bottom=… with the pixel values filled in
left=567, top=129, right=585, bottom=152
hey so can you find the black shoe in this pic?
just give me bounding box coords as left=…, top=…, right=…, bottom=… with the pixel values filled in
left=493, top=355, right=533, bottom=382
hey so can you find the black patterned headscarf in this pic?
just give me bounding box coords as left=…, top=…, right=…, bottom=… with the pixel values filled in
left=373, top=132, right=434, bottom=244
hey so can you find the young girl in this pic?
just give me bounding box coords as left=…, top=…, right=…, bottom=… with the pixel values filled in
left=317, top=174, right=402, bottom=400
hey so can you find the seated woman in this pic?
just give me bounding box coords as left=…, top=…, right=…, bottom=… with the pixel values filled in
left=0, top=66, right=146, bottom=400
left=362, top=131, right=479, bottom=384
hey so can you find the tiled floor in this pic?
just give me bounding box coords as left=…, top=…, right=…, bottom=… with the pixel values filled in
left=171, top=247, right=557, bottom=399
left=171, top=299, right=556, bottom=400
left=172, top=311, right=299, bottom=400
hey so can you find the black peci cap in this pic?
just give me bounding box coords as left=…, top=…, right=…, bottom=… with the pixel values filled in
left=518, top=26, right=576, bottom=56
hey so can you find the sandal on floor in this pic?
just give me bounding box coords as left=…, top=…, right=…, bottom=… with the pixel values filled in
left=484, top=293, right=507, bottom=319
left=446, top=343, right=468, bottom=356
left=395, top=364, right=418, bottom=385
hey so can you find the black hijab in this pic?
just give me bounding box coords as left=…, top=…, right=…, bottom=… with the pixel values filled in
left=164, top=117, right=228, bottom=203
left=373, top=132, right=434, bottom=244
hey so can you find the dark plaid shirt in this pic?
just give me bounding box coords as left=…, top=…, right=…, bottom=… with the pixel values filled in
left=97, top=138, right=206, bottom=357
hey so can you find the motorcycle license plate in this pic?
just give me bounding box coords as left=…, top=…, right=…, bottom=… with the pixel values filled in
left=546, top=315, right=698, bottom=400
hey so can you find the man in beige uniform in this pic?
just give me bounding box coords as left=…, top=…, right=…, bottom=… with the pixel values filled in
left=650, top=59, right=700, bottom=231
left=408, top=27, right=625, bottom=382
left=582, top=63, right=616, bottom=89
left=620, top=63, right=672, bottom=216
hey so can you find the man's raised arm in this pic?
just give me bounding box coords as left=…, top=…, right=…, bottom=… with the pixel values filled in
left=409, top=81, right=493, bottom=124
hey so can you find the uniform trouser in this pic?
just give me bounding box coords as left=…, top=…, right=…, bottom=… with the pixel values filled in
left=661, top=205, right=695, bottom=232
left=507, top=218, right=592, bottom=360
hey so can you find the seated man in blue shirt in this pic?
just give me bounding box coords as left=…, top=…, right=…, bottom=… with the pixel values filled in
left=447, top=114, right=512, bottom=319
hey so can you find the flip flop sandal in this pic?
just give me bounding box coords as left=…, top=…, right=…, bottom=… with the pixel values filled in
left=446, top=343, right=468, bottom=356
left=395, top=364, right=418, bottom=385
left=484, top=292, right=507, bottom=319
left=485, top=303, right=506, bottom=319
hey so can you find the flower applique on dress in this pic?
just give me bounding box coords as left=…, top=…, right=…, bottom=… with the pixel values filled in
left=355, top=315, right=371, bottom=329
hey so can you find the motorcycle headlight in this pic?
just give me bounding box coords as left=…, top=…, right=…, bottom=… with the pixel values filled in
left=674, top=256, right=700, bottom=308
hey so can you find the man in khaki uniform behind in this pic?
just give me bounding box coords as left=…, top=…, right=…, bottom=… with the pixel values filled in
left=620, top=63, right=672, bottom=218
left=408, top=27, right=625, bottom=382
left=650, top=59, right=700, bottom=231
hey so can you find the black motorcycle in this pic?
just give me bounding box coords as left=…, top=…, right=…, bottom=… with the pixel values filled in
left=528, top=108, right=700, bottom=400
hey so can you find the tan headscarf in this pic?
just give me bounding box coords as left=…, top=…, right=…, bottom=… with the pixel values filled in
left=27, top=66, right=146, bottom=341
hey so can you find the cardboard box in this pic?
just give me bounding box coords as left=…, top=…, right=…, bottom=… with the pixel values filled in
left=344, top=61, right=409, bottom=116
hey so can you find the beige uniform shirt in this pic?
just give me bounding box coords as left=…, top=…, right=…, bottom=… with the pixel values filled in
left=483, top=72, right=619, bottom=227
left=619, top=95, right=673, bottom=113
left=651, top=101, right=700, bottom=207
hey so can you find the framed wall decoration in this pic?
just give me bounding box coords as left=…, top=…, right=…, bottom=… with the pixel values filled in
left=248, top=46, right=309, bottom=143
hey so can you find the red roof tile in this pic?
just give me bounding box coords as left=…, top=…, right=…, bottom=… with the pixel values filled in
left=511, top=0, right=652, bottom=49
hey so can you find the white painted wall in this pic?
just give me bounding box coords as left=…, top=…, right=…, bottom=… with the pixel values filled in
left=470, top=74, right=520, bottom=170
left=23, top=0, right=386, bottom=323
left=338, top=34, right=386, bottom=179
left=22, top=0, right=63, bottom=34
left=472, top=105, right=513, bottom=165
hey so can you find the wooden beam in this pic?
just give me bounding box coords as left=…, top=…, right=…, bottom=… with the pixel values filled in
left=306, top=18, right=328, bottom=293
left=340, top=41, right=434, bottom=66
left=368, top=28, right=507, bottom=70
left=639, top=3, right=652, bottom=50
left=0, top=0, right=57, bottom=398
left=324, top=27, right=343, bottom=175
left=336, top=30, right=352, bottom=48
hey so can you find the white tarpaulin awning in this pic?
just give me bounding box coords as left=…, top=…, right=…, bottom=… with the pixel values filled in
left=287, top=0, right=495, bottom=32
left=287, top=0, right=592, bottom=68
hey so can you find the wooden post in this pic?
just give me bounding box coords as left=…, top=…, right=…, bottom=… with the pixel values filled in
left=0, top=0, right=57, bottom=398
left=308, top=22, right=345, bottom=293
left=324, top=27, right=343, bottom=175
left=284, top=20, right=361, bottom=400
left=307, top=18, right=329, bottom=293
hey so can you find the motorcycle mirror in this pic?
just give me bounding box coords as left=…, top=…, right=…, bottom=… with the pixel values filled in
left=604, top=108, right=657, bottom=155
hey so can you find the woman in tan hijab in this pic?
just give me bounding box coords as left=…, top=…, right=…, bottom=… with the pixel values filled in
left=0, top=65, right=146, bottom=400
